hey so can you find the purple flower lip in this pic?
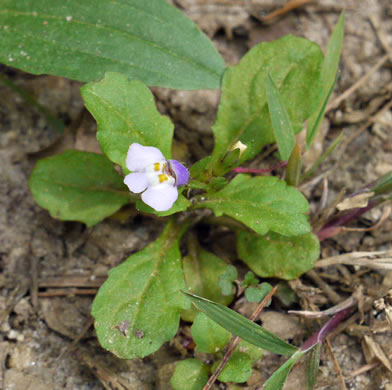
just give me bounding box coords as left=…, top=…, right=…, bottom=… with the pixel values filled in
left=168, top=160, right=190, bottom=187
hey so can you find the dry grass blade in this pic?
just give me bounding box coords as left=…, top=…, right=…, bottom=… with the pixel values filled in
left=289, top=296, right=356, bottom=318
left=315, top=250, right=392, bottom=270
left=262, top=0, right=312, bottom=22
left=362, top=335, right=392, bottom=372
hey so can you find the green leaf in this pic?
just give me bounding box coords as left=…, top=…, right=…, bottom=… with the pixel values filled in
left=237, top=232, right=320, bottom=280
left=218, top=265, right=238, bottom=297
left=245, top=283, right=273, bottom=304
left=307, top=13, right=344, bottom=147
left=81, top=72, right=173, bottom=171
left=195, top=175, right=311, bottom=236
left=306, top=343, right=322, bottom=390
left=265, top=73, right=296, bottom=161
left=213, top=351, right=253, bottom=383
left=190, top=156, right=212, bottom=179
left=192, top=312, right=231, bottom=353
left=28, top=150, right=131, bottom=227
left=275, top=283, right=298, bottom=307
left=91, top=221, right=190, bottom=359
left=237, top=340, right=264, bottom=362
left=183, top=292, right=299, bottom=356
left=286, top=144, right=302, bottom=187
left=136, top=194, right=190, bottom=217
left=264, top=351, right=305, bottom=390
left=0, top=0, right=225, bottom=90
left=182, top=250, right=234, bottom=322
left=171, top=359, right=210, bottom=390
left=210, top=35, right=323, bottom=165
left=241, top=271, right=259, bottom=288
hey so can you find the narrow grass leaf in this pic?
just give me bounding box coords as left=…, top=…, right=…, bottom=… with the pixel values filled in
left=264, top=351, right=305, bottom=390
left=265, top=73, right=296, bottom=161
left=183, top=292, right=298, bottom=356
left=306, top=343, right=322, bottom=390
left=307, top=13, right=344, bottom=147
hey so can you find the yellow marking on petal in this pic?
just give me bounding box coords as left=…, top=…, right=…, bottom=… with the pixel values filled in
left=159, top=174, right=169, bottom=183
left=154, top=162, right=161, bottom=171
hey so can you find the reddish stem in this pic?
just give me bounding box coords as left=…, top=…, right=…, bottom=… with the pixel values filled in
left=300, top=306, right=353, bottom=351
left=316, top=200, right=379, bottom=241
left=233, top=160, right=288, bottom=174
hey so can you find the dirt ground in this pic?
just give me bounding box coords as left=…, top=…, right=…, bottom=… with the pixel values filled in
left=1, top=1, right=392, bottom=389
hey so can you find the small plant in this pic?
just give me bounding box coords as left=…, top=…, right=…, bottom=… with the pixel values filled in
left=2, top=2, right=392, bottom=389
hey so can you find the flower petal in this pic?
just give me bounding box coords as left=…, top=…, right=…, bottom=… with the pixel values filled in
left=168, top=160, right=190, bottom=186
left=124, top=172, right=149, bottom=194
left=126, top=143, right=165, bottom=172
left=141, top=185, right=178, bottom=211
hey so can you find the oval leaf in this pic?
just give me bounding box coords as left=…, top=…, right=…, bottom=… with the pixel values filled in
left=195, top=175, right=311, bottom=237
left=182, top=249, right=234, bottom=322
left=28, top=150, right=132, bottom=227
left=92, top=221, right=190, bottom=359
left=192, top=312, right=231, bottom=353
left=212, top=351, right=253, bottom=383
left=171, top=359, right=210, bottom=390
left=81, top=72, right=174, bottom=170
left=210, top=35, right=323, bottom=164
left=237, top=232, right=320, bottom=280
left=0, top=0, right=225, bottom=89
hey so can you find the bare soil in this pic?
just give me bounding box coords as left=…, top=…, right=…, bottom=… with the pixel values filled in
left=1, top=1, right=392, bottom=389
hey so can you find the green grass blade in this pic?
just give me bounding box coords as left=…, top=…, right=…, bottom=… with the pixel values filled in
left=307, top=13, right=344, bottom=147
left=264, top=350, right=305, bottom=390
left=183, top=292, right=299, bottom=356
left=306, top=343, right=322, bottom=390
left=266, top=73, right=296, bottom=161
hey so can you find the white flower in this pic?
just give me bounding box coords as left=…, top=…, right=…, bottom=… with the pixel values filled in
left=124, top=143, right=189, bottom=212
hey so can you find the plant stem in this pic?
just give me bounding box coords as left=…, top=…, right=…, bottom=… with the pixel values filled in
left=300, top=306, right=353, bottom=351
left=233, top=160, right=288, bottom=174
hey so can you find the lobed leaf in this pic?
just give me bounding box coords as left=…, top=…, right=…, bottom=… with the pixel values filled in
left=183, top=292, right=299, bottom=356
left=210, top=35, right=323, bottom=165
left=237, top=232, right=320, bottom=280
left=171, top=359, right=210, bottom=390
left=0, top=0, right=225, bottom=89
left=195, top=174, right=311, bottom=237
left=81, top=72, right=173, bottom=171
left=91, top=221, right=190, bottom=359
left=28, top=150, right=131, bottom=227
